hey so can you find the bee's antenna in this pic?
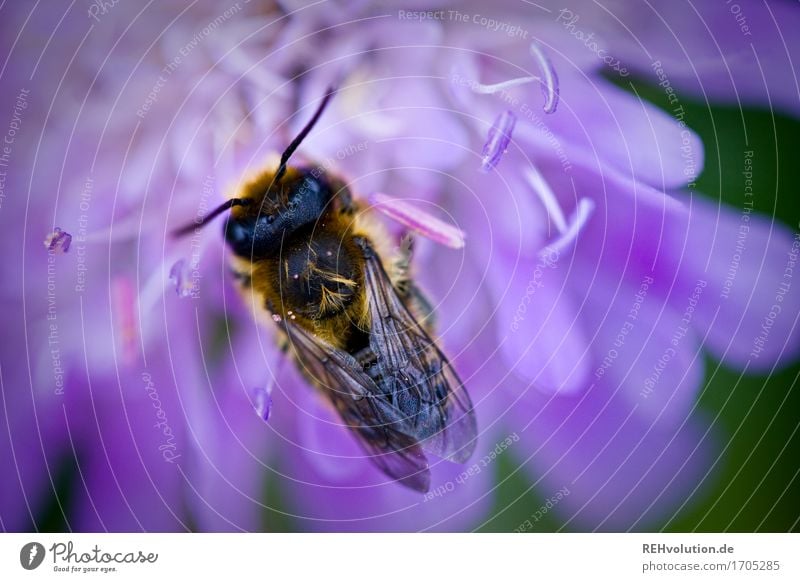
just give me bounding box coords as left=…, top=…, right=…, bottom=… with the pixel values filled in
left=274, top=86, right=336, bottom=183
left=172, top=198, right=252, bottom=238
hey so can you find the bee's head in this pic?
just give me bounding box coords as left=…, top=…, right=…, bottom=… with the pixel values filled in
left=223, top=167, right=335, bottom=259
left=172, top=86, right=337, bottom=257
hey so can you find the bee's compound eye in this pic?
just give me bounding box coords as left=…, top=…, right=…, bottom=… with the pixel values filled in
left=224, top=216, right=257, bottom=257
left=224, top=212, right=284, bottom=259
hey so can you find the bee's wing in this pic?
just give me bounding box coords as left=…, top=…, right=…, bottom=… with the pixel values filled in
left=357, top=237, right=478, bottom=463
left=283, top=318, right=431, bottom=492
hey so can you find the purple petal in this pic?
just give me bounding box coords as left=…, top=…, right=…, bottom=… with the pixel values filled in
left=668, top=195, right=800, bottom=370
left=111, top=277, right=139, bottom=366
left=493, top=249, right=591, bottom=395
left=506, top=384, right=716, bottom=530
left=593, top=2, right=800, bottom=117
left=448, top=59, right=480, bottom=108
left=480, top=110, right=517, bottom=172
left=550, top=149, right=800, bottom=373
left=448, top=166, right=550, bottom=265
left=369, top=192, right=466, bottom=249
left=579, top=268, right=706, bottom=426
left=298, top=78, right=468, bottom=186
left=0, top=354, right=71, bottom=530
left=67, top=373, right=188, bottom=531
left=170, top=320, right=275, bottom=532
left=44, top=227, right=72, bottom=253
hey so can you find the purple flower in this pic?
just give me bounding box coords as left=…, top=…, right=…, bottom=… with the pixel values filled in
left=1, top=1, right=798, bottom=532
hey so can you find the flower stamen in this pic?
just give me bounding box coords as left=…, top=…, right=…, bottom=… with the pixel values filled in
left=468, top=41, right=560, bottom=114
left=539, top=198, right=595, bottom=258
left=530, top=42, right=559, bottom=114
left=470, top=75, right=541, bottom=95
left=169, top=258, right=197, bottom=298
left=524, top=167, right=594, bottom=258
left=44, top=227, right=72, bottom=253
left=252, top=385, right=273, bottom=423
left=480, top=110, right=517, bottom=172
left=369, top=192, right=466, bottom=249
left=525, top=166, right=567, bottom=233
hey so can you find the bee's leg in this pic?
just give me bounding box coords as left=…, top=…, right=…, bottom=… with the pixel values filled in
left=391, top=234, right=438, bottom=333
left=262, top=298, right=287, bottom=349
left=408, top=284, right=437, bottom=334
left=390, top=234, right=414, bottom=298
left=274, top=332, right=290, bottom=354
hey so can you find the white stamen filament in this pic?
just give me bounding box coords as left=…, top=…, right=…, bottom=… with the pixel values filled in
left=524, top=166, right=567, bottom=233
left=529, top=42, right=559, bottom=114
left=538, top=198, right=595, bottom=258
left=525, top=166, right=594, bottom=257
left=470, top=75, right=542, bottom=95
left=468, top=41, right=560, bottom=113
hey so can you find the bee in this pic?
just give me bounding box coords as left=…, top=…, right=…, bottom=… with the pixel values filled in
left=175, top=88, right=477, bottom=492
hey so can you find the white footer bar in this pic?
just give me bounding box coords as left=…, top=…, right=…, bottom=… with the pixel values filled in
left=1, top=533, right=797, bottom=580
